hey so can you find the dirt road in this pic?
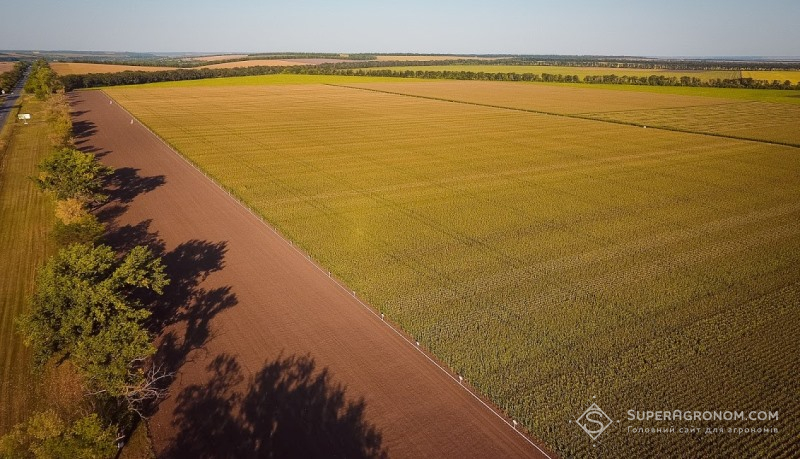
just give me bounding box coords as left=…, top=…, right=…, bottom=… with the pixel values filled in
left=70, top=90, right=550, bottom=458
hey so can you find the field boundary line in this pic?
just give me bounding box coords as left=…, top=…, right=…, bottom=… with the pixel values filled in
left=572, top=100, right=748, bottom=116
left=327, top=83, right=800, bottom=149
left=94, top=90, right=554, bottom=459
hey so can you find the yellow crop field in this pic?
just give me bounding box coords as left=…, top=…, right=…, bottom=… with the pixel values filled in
left=345, top=81, right=800, bottom=145
left=375, top=55, right=501, bottom=61
left=589, top=102, right=800, bottom=145
left=361, top=64, right=800, bottom=83
left=345, top=80, right=725, bottom=113
left=106, top=77, right=800, bottom=457
left=743, top=70, right=800, bottom=83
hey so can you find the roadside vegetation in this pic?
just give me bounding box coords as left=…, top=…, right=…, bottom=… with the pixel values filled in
left=0, top=62, right=168, bottom=458
left=23, top=61, right=62, bottom=101
left=0, top=62, right=28, bottom=94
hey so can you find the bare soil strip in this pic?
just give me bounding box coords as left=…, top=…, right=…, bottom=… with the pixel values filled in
left=70, top=90, right=549, bottom=458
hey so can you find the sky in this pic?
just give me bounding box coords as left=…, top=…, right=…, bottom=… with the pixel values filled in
left=1, top=0, right=799, bottom=57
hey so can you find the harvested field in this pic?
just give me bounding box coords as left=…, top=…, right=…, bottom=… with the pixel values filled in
left=105, top=76, right=800, bottom=457
left=51, top=62, right=178, bottom=75
left=72, top=90, right=546, bottom=458
left=289, top=58, right=355, bottom=64
left=0, top=63, right=15, bottom=73
left=189, top=54, right=249, bottom=62
left=128, top=74, right=419, bottom=88
left=198, top=59, right=304, bottom=69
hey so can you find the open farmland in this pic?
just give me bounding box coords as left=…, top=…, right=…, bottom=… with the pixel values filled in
left=359, top=64, right=800, bottom=83
left=587, top=102, right=800, bottom=146
left=344, top=81, right=800, bottom=145
left=743, top=70, right=800, bottom=83
left=375, top=55, right=502, bottom=61
left=50, top=62, right=179, bottom=75
left=70, top=90, right=545, bottom=458
left=105, top=76, right=800, bottom=457
left=198, top=59, right=307, bottom=69
left=50, top=60, right=346, bottom=76
left=189, top=54, right=250, bottom=62
left=0, top=63, right=15, bottom=73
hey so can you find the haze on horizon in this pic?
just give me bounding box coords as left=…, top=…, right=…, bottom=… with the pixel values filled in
left=1, top=0, right=799, bottom=57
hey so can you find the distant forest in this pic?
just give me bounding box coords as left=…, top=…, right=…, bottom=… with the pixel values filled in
left=59, top=58, right=800, bottom=91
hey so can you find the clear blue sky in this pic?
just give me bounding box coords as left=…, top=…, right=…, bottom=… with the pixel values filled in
left=2, top=0, right=799, bottom=56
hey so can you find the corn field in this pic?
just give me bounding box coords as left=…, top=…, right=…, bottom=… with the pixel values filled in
left=106, top=77, right=800, bottom=457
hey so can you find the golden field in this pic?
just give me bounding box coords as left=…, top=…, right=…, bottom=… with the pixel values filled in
left=105, top=76, right=799, bottom=457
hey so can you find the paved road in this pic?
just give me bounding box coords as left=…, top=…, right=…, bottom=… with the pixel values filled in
left=0, top=69, right=29, bottom=130
left=71, top=90, right=552, bottom=458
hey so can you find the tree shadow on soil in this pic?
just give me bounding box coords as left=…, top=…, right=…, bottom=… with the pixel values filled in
left=164, top=353, right=387, bottom=459
left=71, top=118, right=97, bottom=143
left=152, top=240, right=237, bottom=373
left=99, top=215, right=238, bottom=411
left=95, top=164, right=235, bottom=377
left=103, top=218, right=166, bottom=255
left=106, top=166, right=166, bottom=204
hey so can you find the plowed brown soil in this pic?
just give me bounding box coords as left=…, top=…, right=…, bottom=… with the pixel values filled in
left=70, top=90, right=549, bottom=459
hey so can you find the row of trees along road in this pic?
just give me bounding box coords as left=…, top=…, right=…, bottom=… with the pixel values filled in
left=0, top=62, right=28, bottom=94
left=0, top=61, right=171, bottom=457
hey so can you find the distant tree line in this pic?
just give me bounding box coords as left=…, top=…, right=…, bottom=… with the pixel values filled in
left=60, top=62, right=800, bottom=91
left=60, top=65, right=288, bottom=90
left=0, top=61, right=28, bottom=93
left=344, top=56, right=800, bottom=72
left=347, top=68, right=799, bottom=89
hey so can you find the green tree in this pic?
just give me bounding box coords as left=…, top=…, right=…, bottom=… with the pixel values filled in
left=17, top=244, right=168, bottom=398
left=24, top=60, right=61, bottom=100
left=0, top=410, right=116, bottom=459
left=35, top=149, right=112, bottom=205
left=45, top=93, right=73, bottom=149
left=52, top=215, right=106, bottom=247
left=52, top=199, right=105, bottom=246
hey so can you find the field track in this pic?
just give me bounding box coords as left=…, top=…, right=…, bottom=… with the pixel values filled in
left=70, top=90, right=549, bottom=458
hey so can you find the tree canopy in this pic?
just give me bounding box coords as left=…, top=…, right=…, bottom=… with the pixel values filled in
left=0, top=410, right=116, bottom=459
left=35, top=148, right=112, bottom=205
left=24, top=60, right=61, bottom=100
left=17, top=243, right=168, bottom=398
